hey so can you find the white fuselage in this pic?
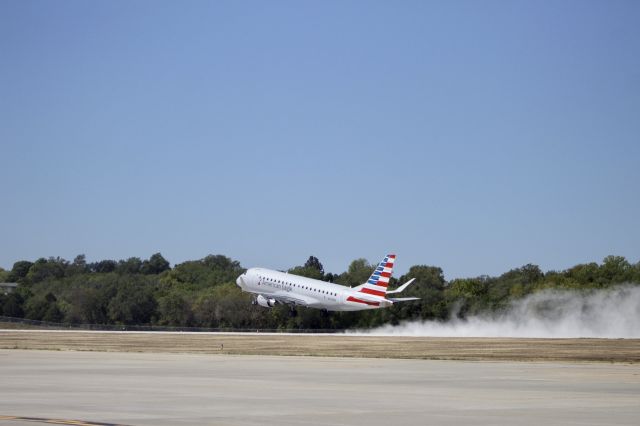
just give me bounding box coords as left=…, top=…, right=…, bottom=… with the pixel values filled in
left=236, top=268, right=391, bottom=311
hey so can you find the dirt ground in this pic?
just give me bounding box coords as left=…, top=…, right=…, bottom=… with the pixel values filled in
left=1, top=330, right=639, bottom=362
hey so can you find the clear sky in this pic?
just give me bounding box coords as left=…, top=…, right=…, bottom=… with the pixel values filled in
left=1, top=0, right=639, bottom=279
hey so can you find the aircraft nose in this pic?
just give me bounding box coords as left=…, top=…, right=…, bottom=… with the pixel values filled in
left=236, top=274, right=244, bottom=288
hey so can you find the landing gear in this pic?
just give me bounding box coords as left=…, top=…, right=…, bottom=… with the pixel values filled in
left=289, top=306, right=298, bottom=317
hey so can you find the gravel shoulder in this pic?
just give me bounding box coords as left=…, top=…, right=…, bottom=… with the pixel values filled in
left=1, top=330, right=638, bottom=362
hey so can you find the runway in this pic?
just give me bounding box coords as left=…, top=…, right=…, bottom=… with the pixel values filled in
left=1, top=350, right=639, bottom=426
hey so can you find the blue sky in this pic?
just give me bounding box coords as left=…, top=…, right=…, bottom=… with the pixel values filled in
left=1, top=1, right=639, bottom=279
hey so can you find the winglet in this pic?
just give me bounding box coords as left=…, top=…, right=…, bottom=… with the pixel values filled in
left=385, top=278, right=416, bottom=294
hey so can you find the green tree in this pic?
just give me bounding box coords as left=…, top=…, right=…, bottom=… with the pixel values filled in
left=93, top=260, right=117, bottom=273
left=518, top=264, right=544, bottom=284
left=202, top=254, right=240, bottom=271
left=288, top=266, right=323, bottom=280
left=287, top=256, right=325, bottom=281
left=566, top=262, right=600, bottom=286
left=165, top=254, right=244, bottom=289
left=116, top=257, right=143, bottom=274
left=192, top=283, right=253, bottom=328
left=395, top=265, right=447, bottom=320
left=7, top=260, right=33, bottom=283
left=633, top=260, right=640, bottom=283
left=67, top=254, right=88, bottom=275
left=157, top=292, right=193, bottom=326
left=304, top=256, right=324, bottom=276
left=447, top=278, right=487, bottom=300
left=42, top=302, right=63, bottom=323
left=141, top=253, right=170, bottom=275
left=499, top=264, right=544, bottom=286
left=292, top=306, right=332, bottom=330
left=26, top=258, right=67, bottom=284
left=107, top=282, right=157, bottom=324
left=323, top=272, right=337, bottom=283
left=2, top=292, right=25, bottom=317
left=534, top=271, right=581, bottom=291
left=599, top=255, right=632, bottom=284
left=0, top=267, right=9, bottom=282
left=338, top=258, right=374, bottom=287
left=24, top=292, right=60, bottom=321
left=63, top=286, right=110, bottom=324
left=444, top=277, right=490, bottom=317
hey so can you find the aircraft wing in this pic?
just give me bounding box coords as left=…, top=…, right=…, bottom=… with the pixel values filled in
left=270, top=294, right=313, bottom=307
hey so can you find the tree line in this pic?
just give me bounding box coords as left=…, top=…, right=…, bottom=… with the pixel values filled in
left=1, top=253, right=639, bottom=330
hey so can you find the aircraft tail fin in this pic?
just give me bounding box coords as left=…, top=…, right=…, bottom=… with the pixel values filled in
left=354, top=254, right=396, bottom=297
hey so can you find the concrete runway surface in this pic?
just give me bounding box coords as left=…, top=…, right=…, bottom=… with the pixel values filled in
left=1, top=350, right=639, bottom=426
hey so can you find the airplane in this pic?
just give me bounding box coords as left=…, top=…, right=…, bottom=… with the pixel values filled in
left=235, top=254, right=419, bottom=312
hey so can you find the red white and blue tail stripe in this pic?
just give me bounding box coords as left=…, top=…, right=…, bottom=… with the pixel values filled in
left=346, top=254, right=418, bottom=308
left=357, top=254, right=396, bottom=297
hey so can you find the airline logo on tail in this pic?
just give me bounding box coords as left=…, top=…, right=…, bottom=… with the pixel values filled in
left=346, top=254, right=399, bottom=307
left=359, top=254, right=396, bottom=297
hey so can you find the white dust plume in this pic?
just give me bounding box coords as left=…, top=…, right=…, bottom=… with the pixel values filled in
left=361, top=285, right=640, bottom=338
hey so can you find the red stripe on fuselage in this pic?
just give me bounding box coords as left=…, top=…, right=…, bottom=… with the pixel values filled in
left=347, top=296, right=381, bottom=306
left=360, top=288, right=386, bottom=297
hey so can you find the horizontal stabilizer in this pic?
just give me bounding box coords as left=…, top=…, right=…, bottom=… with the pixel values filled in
left=385, top=278, right=416, bottom=294
left=388, top=297, right=420, bottom=302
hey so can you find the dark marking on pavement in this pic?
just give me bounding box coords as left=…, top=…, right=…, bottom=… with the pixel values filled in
left=0, top=415, right=130, bottom=425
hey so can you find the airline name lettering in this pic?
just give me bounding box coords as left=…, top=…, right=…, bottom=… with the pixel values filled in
left=260, top=278, right=292, bottom=292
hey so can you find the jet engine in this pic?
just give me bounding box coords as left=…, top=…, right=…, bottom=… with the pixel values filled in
left=256, top=295, right=277, bottom=308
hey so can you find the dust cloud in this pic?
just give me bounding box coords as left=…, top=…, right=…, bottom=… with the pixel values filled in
left=363, top=285, right=640, bottom=338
